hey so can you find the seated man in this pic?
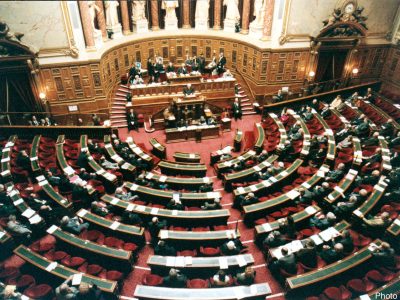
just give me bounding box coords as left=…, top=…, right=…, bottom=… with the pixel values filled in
left=163, top=268, right=187, bottom=288
left=55, top=275, right=78, bottom=300
left=166, top=62, right=175, bottom=73
left=60, top=216, right=89, bottom=235
left=130, top=74, right=144, bottom=85
left=16, top=150, right=30, bottom=171
left=100, top=156, right=119, bottom=170
left=334, top=230, right=354, bottom=254
left=310, top=211, right=336, bottom=230
left=154, top=240, right=177, bottom=256
left=235, top=267, right=256, bottom=285
left=91, top=201, right=110, bottom=217
left=166, top=199, right=184, bottom=210
left=201, top=198, right=221, bottom=210
left=148, top=217, right=167, bottom=243
left=212, top=270, right=231, bottom=287
left=199, top=183, right=212, bottom=192
left=296, top=239, right=317, bottom=268
left=115, top=187, right=137, bottom=201
left=263, top=231, right=286, bottom=249
left=362, top=212, right=391, bottom=230
left=127, top=109, right=138, bottom=132
left=177, top=63, right=188, bottom=75
left=319, top=243, right=344, bottom=264
left=220, top=240, right=242, bottom=256
left=7, top=215, right=32, bottom=238
left=183, top=83, right=195, bottom=96
left=270, top=247, right=297, bottom=275
left=325, top=163, right=346, bottom=182
left=372, top=242, right=395, bottom=267
left=380, top=119, right=395, bottom=138
left=121, top=210, right=142, bottom=226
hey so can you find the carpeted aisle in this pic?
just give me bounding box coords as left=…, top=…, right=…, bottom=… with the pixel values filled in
left=119, top=115, right=285, bottom=297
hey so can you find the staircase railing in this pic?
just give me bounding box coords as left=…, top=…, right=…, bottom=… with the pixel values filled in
left=233, top=68, right=255, bottom=102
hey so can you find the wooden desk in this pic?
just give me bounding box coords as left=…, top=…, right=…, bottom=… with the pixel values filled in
left=30, top=135, right=41, bottom=173
left=0, top=135, right=16, bottom=182
left=215, top=150, right=256, bottom=177
left=254, top=123, right=265, bottom=154
left=210, top=146, right=233, bottom=166
left=150, top=138, right=166, bottom=159
left=158, top=229, right=240, bottom=249
left=286, top=239, right=382, bottom=291
left=125, top=182, right=220, bottom=206
left=167, top=74, right=202, bottom=84
left=77, top=209, right=145, bottom=246
left=173, top=152, right=201, bottom=163
left=48, top=225, right=133, bottom=272
left=255, top=205, right=321, bottom=244
left=104, top=135, right=136, bottom=181
left=14, top=245, right=117, bottom=295
left=37, top=176, right=72, bottom=210
left=8, top=186, right=43, bottom=225
left=145, top=172, right=212, bottom=191
left=290, top=112, right=311, bottom=157
left=158, top=160, right=207, bottom=177
left=313, top=112, right=336, bottom=162
left=101, top=194, right=230, bottom=226
left=134, top=283, right=271, bottom=300
left=269, top=113, right=288, bottom=148
left=127, top=140, right=153, bottom=169
left=165, top=125, right=220, bottom=143
left=361, top=276, right=400, bottom=300
left=147, top=254, right=254, bottom=277
left=243, top=163, right=329, bottom=224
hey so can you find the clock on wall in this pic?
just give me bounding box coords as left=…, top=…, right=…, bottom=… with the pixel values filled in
left=344, top=3, right=355, bottom=14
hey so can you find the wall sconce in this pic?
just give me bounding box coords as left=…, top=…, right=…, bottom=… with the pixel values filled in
left=352, top=68, right=359, bottom=75
left=308, top=71, right=315, bottom=78
left=39, top=92, right=46, bottom=100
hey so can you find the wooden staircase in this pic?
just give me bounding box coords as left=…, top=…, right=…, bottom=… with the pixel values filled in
left=110, top=84, right=130, bottom=128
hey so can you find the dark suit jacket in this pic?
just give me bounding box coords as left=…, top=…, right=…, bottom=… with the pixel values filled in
left=278, top=254, right=297, bottom=274
left=296, top=247, right=317, bottom=268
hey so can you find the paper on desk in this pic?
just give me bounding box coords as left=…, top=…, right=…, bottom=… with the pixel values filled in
left=269, top=177, right=277, bottom=183
left=110, top=221, right=120, bottom=230
left=262, top=181, right=271, bottom=187
left=45, top=262, right=58, bottom=271
left=262, top=223, right=272, bottom=232
left=319, top=227, right=339, bottom=242
left=250, top=185, right=258, bottom=192
left=77, top=209, right=88, bottom=217
left=302, top=182, right=311, bottom=189
left=290, top=240, right=303, bottom=252
left=394, top=219, right=400, bottom=226
left=36, top=175, right=45, bottom=182
left=47, top=225, right=58, bottom=234
left=111, top=198, right=119, bottom=205
left=253, top=166, right=261, bottom=172
left=160, top=230, right=168, bottom=239
left=236, top=255, right=247, bottom=267
left=310, top=234, right=323, bottom=245
left=353, top=210, right=362, bottom=217
left=0, top=232, right=5, bottom=239
left=1, top=157, right=10, bottom=163
left=166, top=257, right=175, bottom=267
left=287, top=190, right=300, bottom=200
left=175, top=256, right=185, bottom=267
left=136, top=205, right=145, bottom=212
left=29, top=214, right=42, bottom=224
left=130, top=184, right=138, bottom=191
left=1, top=170, right=10, bottom=176
left=305, top=206, right=317, bottom=215
left=150, top=207, right=159, bottom=215
left=159, top=176, right=167, bottom=182
left=203, top=177, right=210, bottom=183
left=219, top=257, right=228, bottom=269
left=72, top=273, right=83, bottom=286
left=126, top=203, right=135, bottom=211
left=38, top=180, right=48, bottom=187
left=189, top=154, right=195, bottom=159
left=316, top=171, right=325, bottom=177
left=13, top=199, right=23, bottom=206
left=22, top=208, right=35, bottom=218
left=185, top=256, right=192, bottom=266
left=237, top=187, right=245, bottom=194
left=375, top=185, right=385, bottom=192
left=172, top=210, right=178, bottom=216
left=146, top=173, right=154, bottom=179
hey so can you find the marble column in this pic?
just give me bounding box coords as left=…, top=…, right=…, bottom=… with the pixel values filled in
left=261, top=0, right=275, bottom=40
left=151, top=0, right=160, bottom=30
left=120, top=0, right=131, bottom=34
left=241, top=0, right=251, bottom=34
left=78, top=1, right=95, bottom=48
left=182, top=0, right=191, bottom=28
left=213, top=0, right=222, bottom=29
left=95, top=0, right=107, bottom=41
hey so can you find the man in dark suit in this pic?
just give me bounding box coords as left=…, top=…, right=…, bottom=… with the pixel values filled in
left=232, top=98, right=242, bottom=121
left=127, top=108, right=138, bottom=132
left=154, top=240, right=177, bottom=256
left=166, top=62, right=175, bottom=73
left=380, top=119, right=395, bottom=138
left=320, top=243, right=344, bottom=264
left=147, top=58, right=155, bottom=78
left=296, top=239, right=317, bottom=268
left=372, top=242, right=396, bottom=267
left=16, top=150, right=30, bottom=171
left=275, top=247, right=297, bottom=274
left=183, top=83, right=195, bottom=96
left=325, top=163, right=346, bottom=182
left=216, top=52, right=226, bottom=74
left=163, top=268, right=187, bottom=288
left=177, top=63, right=188, bottom=75
left=148, top=217, right=167, bottom=244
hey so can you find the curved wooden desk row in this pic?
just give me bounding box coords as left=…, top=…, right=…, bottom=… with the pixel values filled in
left=234, top=159, right=304, bottom=198
left=223, top=154, right=279, bottom=191
left=134, top=283, right=271, bottom=300
left=8, top=185, right=43, bottom=225
left=46, top=225, right=133, bottom=273
left=104, top=135, right=136, bottom=181
left=358, top=276, right=400, bottom=300
left=215, top=149, right=257, bottom=176
left=352, top=178, right=388, bottom=220
left=268, top=113, right=288, bottom=148
left=243, top=163, right=330, bottom=224
left=76, top=208, right=145, bottom=245
left=30, top=135, right=41, bottom=173
left=290, top=112, right=311, bottom=156
left=150, top=138, right=166, bottom=159
left=255, top=205, right=321, bottom=242
left=101, top=195, right=230, bottom=226
left=362, top=100, right=400, bottom=130
left=286, top=239, right=382, bottom=291
left=125, top=182, right=221, bottom=206
left=158, top=229, right=240, bottom=249
left=173, top=152, right=201, bottom=163
left=14, top=245, right=118, bottom=295
left=144, top=171, right=213, bottom=190
left=127, top=140, right=153, bottom=167
left=0, top=135, right=16, bottom=181
left=323, top=168, right=359, bottom=206
left=254, top=123, right=265, bottom=153
left=158, top=160, right=207, bottom=177
left=313, top=112, right=336, bottom=162
left=148, top=253, right=253, bottom=271
left=80, top=135, right=118, bottom=186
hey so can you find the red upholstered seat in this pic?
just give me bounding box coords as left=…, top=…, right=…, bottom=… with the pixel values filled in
left=142, top=274, right=163, bottom=286
left=323, top=287, right=342, bottom=300
left=187, top=278, right=209, bottom=288
left=105, top=270, right=123, bottom=281
left=30, top=240, right=55, bottom=253
left=79, top=263, right=103, bottom=276
left=347, top=278, right=375, bottom=294
left=177, top=249, right=197, bottom=257
left=366, top=269, right=395, bottom=283
left=0, top=267, right=20, bottom=280
left=80, top=229, right=105, bottom=243
left=123, top=242, right=138, bottom=252
left=13, top=274, right=36, bottom=290
left=200, top=246, right=220, bottom=256
left=213, top=225, right=228, bottom=231
left=24, top=284, right=53, bottom=299
left=104, top=237, right=124, bottom=249
left=44, top=250, right=67, bottom=261
left=192, top=227, right=210, bottom=232
left=350, top=231, right=371, bottom=247
left=61, top=255, right=86, bottom=267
